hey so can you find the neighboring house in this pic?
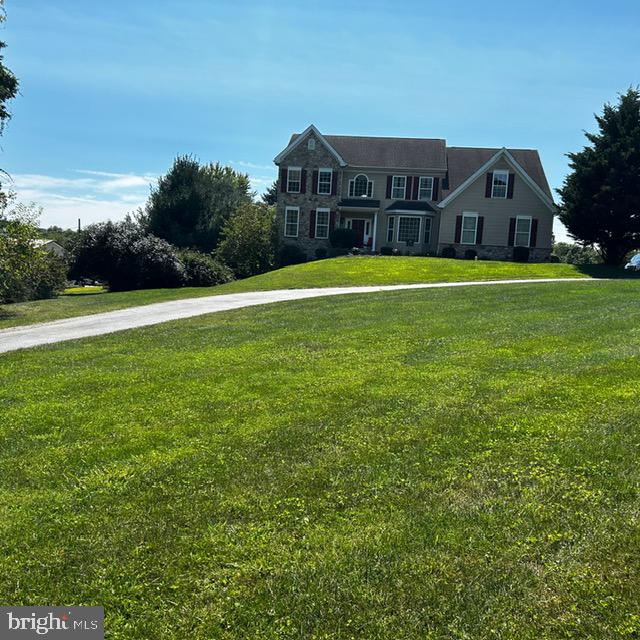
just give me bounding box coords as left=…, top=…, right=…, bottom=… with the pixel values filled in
left=273, top=125, right=555, bottom=261
left=32, top=239, right=67, bottom=259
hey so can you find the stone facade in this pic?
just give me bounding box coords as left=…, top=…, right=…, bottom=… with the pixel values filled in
left=437, top=244, right=552, bottom=262
left=276, top=136, right=342, bottom=260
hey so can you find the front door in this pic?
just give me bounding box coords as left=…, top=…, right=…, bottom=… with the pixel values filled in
left=350, top=219, right=366, bottom=248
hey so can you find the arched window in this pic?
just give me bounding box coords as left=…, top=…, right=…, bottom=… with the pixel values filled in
left=349, top=174, right=373, bottom=198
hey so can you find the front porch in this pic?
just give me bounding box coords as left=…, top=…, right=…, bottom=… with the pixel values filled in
left=337, top=199, right=380, bottom=251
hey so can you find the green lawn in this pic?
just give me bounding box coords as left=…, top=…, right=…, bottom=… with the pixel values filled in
left=0, top=256, right=619, bottom=329
left=1, top=279, right=639, bottom=638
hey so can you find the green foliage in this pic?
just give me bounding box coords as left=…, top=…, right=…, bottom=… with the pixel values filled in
left=40, top=225, right=80, bottom=253
left=278, top=243, right=306, bottom=266
left=71, top=220, right=185, bottom=291
left=215, top=202, right=275, bottom=278
left=553, top=242, right=602, bottom=265
left=329, top=227, right=357, bottom=249
left=557, top=88, right=640, bottom=264
left=141, top=156, right=252, bottom=252
left=464, top=249, right=477, bottom=260
left=261, top=180, right=278, bottom=206
left=314, top=247, right=328, bottom=260
left=441, top=246, right=456, bottom=259
left=179, top=249, right=233, bottom=287
left=0, top=194, right=67, bottom=303
left=1, top=281, right=640, bottom=638
left=379, top=246, right=393, bottom=256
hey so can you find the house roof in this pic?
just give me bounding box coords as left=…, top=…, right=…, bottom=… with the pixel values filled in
left=445, top=147, right=552, bottom=199
left=289, top=133, right=447, bottom=170
left=338, top=198, right=381, bottom=208
left=385, top=200, right=436, bottom=212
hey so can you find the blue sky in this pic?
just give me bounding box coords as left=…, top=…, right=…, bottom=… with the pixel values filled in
left=3, top=0, right=640, bottom=239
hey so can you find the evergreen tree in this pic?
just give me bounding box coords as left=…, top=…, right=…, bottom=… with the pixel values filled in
left=261, top=180, right=278, bottom=206
left=557, top=88, right=640, bottom=264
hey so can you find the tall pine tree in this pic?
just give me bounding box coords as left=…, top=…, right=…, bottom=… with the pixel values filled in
left=557, top=88, right=640, bottom=264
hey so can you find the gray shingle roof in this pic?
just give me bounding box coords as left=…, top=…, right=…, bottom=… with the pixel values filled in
left=385, top=200, right=436, bottom=212
left=445, top=147, right=552, bottom=199
left=290, top=133, right=447, bottom=170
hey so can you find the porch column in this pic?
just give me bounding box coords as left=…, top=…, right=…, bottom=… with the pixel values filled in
left=371, top=212, right=378, bottom=252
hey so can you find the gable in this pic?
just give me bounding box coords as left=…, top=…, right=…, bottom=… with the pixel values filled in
left=274, top=125, right=346, bottom=166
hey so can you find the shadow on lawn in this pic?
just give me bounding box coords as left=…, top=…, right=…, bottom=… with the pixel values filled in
left=574, top=264, right=640, bottom=279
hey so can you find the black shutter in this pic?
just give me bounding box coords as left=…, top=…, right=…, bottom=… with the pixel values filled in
left=508, top=218, right=516, bottom=246
left=386, top=176, right=392, bottom=199
left=280, top=168, right=287, bottom=193
left=432, top=177, right=439, bottom=201
left=530, top=219, right=538, bottom=247
left=485, top=172, right=493, bottom=198
left=507, top=173, right=515, bottom=199
left=312, top=170, right=318, bottom=195
left=331, top=171, right=338, bottom=196
left=309, top=210, right=316, bottom=238
left=455, top=216, right=462, bottom=243
left=300, top=169, right=307, bottom=194
left=476, top=216, right=484, bottom=244
left=405, top=176, right=413, bottom=200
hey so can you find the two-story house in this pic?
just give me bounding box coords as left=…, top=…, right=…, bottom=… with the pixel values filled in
left=273, top=125, right=555, bottom=261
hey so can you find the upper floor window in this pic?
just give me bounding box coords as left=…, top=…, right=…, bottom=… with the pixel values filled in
left=392, top=176, right=406, bottom=199
left=515, top=216, right=532, bottom=247
left=287, top=167, right=301, bottom=193
left=349, top=173, right=373, bottom=198
left=491, top=170, right=509, bottom=198
left=315, top=208, right=330, bottom=239
left=318, top=168, right=332, bottom=195
left=418, top=177, right=434, bottom=200
left=461, top=213, right=478, bottom=244
left=284, top=207, right=299, bottom=237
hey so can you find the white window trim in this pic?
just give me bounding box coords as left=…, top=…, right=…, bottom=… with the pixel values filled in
left=418, top=176, right=434, bottom=201
left=317, top=168, right=332, bottom=195
left=315, top=207, right=330, bottom=239
left=392, top=175, right=407, bottom=200
left=349, top=173, right=373, bottom=198
left=491, top=170, right=509, bottom=199
left=387, top=216, right=395, bottom=243
left=423, top=216, right=432, bottom=244
left=396, top=215, right=422, bottom=244
left=287, top=166, right=301, bottom=193
left=284, top=207, right=299, bottom=238
left=514, top=215, right=532, bottom=248
left=461, top=212, right=479, bottom=245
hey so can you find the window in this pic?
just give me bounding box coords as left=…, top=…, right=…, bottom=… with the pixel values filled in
left=491, top=170, right=509, bottom=198
left=387, top=216, right=395, bottom=243
left=515, top=216, right=532, bottom=247
left=284, top=207, right=299, bottom=237
left=287, top=167, right=301, bottom=193
left=315, top=208, right=330, bottom=239
left=418, top=177, right=434, bottom=201
left=398, top=216, right=421, bottom=244
left=307, top=138, right=316, bottom=150
left=392, top=176, right=406, bottom=199
left=318, top=169, right=332, bottom=195
left=461, top=213, right=478, bottom=244
left=424, top=217, right=432, bottom=244
left=349, top=173, right=373, bottom=198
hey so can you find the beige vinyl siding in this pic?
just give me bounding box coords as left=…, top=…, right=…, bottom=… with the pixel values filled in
left=439, top=162, right=554, bottom=249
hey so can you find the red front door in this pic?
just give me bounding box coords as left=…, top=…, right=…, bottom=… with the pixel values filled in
left=351, top=219, right=366, bottom=248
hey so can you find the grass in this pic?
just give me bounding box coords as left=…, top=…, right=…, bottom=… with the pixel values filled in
left=62, top=286, right=106, bottom=295
left=0, top=256, right=624, bottom=330
left=1, top=279, right=639, bottom=638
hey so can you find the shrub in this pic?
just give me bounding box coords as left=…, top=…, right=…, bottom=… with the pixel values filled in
left=379, top=246, right=393, bottom=256
left=549, top=254, right=560, bottom=263
left=513, top=246, right=530, bottom=263
left=464, top=249, right=477, bottom=260
left=180, top=250, right=233, bottom=286
left=441, top=246, right=456, bottom=259
left=71, top=220, right=185, bottom=291
left=215, top=203, right=275, bottom=278
left=315, top=247, right=328, bottom=260
left=329, top=227, right=357, bottom=249
left=279, top=244, right=306, bottom=266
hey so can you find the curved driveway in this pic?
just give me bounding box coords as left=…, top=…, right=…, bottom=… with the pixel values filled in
left=0, top=278, right=601, bottom=354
